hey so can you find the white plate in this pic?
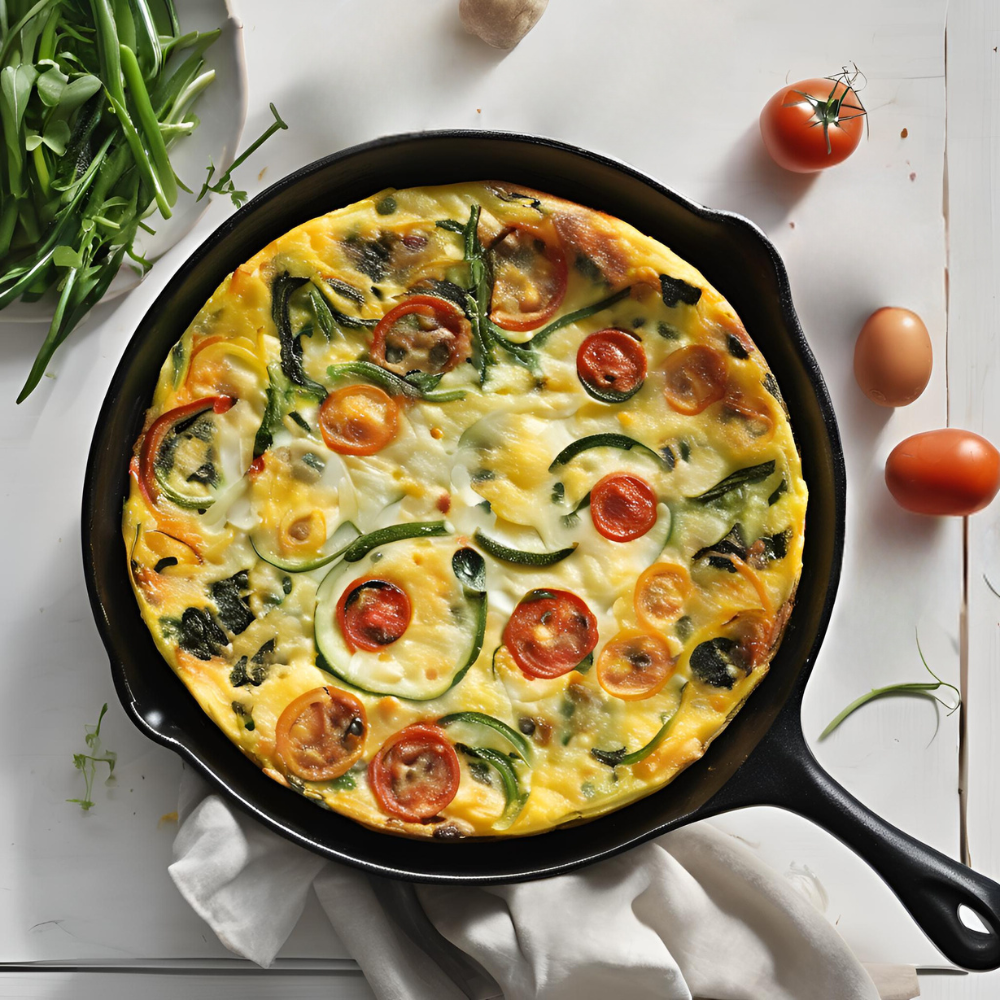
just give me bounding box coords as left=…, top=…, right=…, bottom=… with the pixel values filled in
left=0, top=0, right=248, bottom=322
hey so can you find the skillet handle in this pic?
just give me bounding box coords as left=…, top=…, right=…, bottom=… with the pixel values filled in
left=706, top=711, right=1000, bottom=971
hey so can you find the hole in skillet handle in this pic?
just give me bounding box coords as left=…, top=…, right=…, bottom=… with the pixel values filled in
left=704, top=714, right=1000, bottom=971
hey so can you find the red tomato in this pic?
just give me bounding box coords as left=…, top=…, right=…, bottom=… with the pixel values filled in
left=370, top=295, right=471, bottom=375
left=274, top=686, right=367, bottom=781
left=885, top=429, right=1000, bottom=516
left=662, top=344, right=727, bottom=415
left=503, top=589, right=598, bottom=679
left=336, top=577, right=412, bottom=652
left=576, top=329, right=647, bottom=402
left=319, top=384, right=399, bottom=456
left=590, top=473, right=658, bottom=542
left=759, top=72, right=867, bottom=173
left=369, top=723, right=460, bottom=821
left=597, top=630, right=676, bottom=700
left=490, top=224, right=568, bottom=332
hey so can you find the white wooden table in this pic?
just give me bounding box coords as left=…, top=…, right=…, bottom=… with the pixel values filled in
left=1, top=0, right=997, bottom=996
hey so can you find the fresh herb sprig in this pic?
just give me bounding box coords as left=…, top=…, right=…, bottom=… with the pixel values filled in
left=820, top=633, right=960, bottom=739
left=197, top=102, right=287, bottom=207
left=68, top=703, right=117, bottom=811
left=1, top=0, right=222, bottom=401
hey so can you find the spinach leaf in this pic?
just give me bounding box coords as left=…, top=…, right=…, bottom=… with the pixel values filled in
left=659, top=273, right=702, bottom=308
left=211, top=570, right=254, bottom=635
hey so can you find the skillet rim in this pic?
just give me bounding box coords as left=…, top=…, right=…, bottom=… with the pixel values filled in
left=82, top=129, right=846, bottom=882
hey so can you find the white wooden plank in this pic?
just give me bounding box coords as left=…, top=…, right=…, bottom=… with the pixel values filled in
left=944, top=0, right=1000, bottom=909
left=0, top=970, right=375, bottom=1000
left=930, top=0, right=1000, bottom=992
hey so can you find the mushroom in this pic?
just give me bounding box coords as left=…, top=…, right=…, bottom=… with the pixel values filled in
left=459, top=0, right=548, bottom=49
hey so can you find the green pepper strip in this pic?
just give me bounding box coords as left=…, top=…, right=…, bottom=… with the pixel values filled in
left=438, top=712, right=533, bottom=762
left=691, top=461, right=776, bottom=504
left=508, top=285, right=633, bottom=351
left=591, top=703, right=682, bottom=768
left=274, top=273, right=328, bottom=398
left=473, top=529, right=577, bottom=567
left=327, top=360, right=466, bottom=403
left=549, top=433, right=671, bottom=472
left=456, top=743, right=527, bottom=828
left=342, top=521, right=449, bottom=562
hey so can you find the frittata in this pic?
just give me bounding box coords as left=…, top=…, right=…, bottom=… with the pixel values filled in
left=123, top=181, right=807, bottom=838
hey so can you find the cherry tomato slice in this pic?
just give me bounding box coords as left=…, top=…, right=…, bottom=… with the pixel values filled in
left=503, top=589, right=598, bottom=679
left=590, top=473, right=658, bottom=542
left=663, top=345, right=728, bottom=415
left=370, top=295, right=471, bottom=375
left=576, top=329, right=647, bottom=402
left=319, top=384, right=399, bottom=456
left=274, top=686, right=367, bottom=781
left=634, top=562, right=692, bottom=633
left=336, top=577, right=412, bottom=653
left=489, top=225, right=568, bottom=332
left=369, top=723, right=460, bottom=822
left=760, top=75, right=866, bottom=173
left=597, top=630, right=676, bottom=700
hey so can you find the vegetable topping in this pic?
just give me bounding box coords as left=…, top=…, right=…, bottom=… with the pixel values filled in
left=138, top=396, right=235, bottom=507
left=503, top=589, right=599, bottom=679
left=634, top=562, right=692, bottom=633
left=370, top=295, right=472, bottom=375
left=576, top=329, right=647, bottom=402
left=275, top=686, right=367, bottom=781
left=369, top=723, right=461, bottom=821
left=319, top=384, right=399, bottom=455
left=662, top=345, right=728, bottom=415
left=336, top=578, right=412, bottom=652
left=590, top=473, right=658, bottom=542
left=597, top=630, right=676, bottom=700
left=489, top=224, right=568, bottom=331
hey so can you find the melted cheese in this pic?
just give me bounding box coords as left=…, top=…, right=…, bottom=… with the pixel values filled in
left=123, top=182, right=807, bottom=839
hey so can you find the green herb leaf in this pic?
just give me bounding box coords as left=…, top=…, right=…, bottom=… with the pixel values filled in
left=67, top=703, right=117, bottom=811
left=819, top=631, right=961, bottom=739
left=197, top=102, right=287, bottom=207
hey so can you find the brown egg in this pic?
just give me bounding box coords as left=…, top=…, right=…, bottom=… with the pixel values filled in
left=853, top=307, right=932, bottom=407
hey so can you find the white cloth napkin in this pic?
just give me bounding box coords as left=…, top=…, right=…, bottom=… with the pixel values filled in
left=170, top=767, right=894, bottom=1000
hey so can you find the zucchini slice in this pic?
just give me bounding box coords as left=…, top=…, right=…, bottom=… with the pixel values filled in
left=314, top=539, right=486, bottom=700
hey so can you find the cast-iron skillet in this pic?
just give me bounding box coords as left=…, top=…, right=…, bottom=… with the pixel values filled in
left=82, top=131, right=1000, bottom=970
